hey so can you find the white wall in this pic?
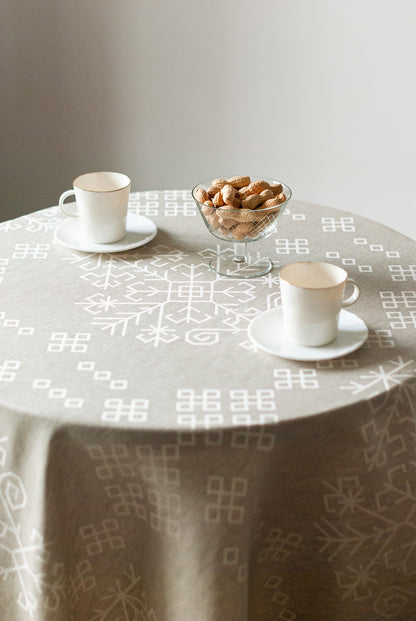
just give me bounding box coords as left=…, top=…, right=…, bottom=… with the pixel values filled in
left=1, top=0, right=415, bottom=238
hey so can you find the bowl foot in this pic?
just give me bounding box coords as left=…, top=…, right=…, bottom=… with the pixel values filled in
left=208, top=253, right=272, bottom=278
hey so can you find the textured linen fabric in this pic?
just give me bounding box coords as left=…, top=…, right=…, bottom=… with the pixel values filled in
left=0, top=191, right=416, bottom=620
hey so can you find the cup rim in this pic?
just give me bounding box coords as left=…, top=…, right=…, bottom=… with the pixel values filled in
left=73, top=171, right=131, bottom=193
left=279, top=261, right=348, bottom=290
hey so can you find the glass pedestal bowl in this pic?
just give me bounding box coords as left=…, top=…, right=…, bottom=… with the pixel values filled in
left=192, top=176, right=292, bottom=278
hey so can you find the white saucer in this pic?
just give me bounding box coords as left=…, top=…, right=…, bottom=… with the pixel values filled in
left=56, top=214, right=157, bottom=253
left=248, top=308, right=368, bottom=361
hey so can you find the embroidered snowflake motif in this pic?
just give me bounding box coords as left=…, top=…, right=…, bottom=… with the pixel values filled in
left=340, top=356, right=416, bottom=396
left=69, top=247, right=271, bottom=348
left=316, top=376, right=416, bottom=615
left=92, top=565, right=157, bottom=620
left=322, top=476, right=365, bottom=516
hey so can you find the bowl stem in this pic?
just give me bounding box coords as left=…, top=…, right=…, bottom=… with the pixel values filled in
left=233, top=242, right=247, bottom=263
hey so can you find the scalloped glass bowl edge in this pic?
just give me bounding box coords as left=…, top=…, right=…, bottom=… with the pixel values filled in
left=191, top=176, right=292, bottom=243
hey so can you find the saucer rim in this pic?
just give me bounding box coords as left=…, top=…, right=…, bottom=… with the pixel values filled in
left=56, top=213, right=157, bottom=253
left=248, top=308, right=368, bottom=361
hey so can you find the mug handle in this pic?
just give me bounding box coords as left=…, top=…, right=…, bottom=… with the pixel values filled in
left=59, top=189, right=78, bottom=217
left=342, top=278, right=360, bottom=307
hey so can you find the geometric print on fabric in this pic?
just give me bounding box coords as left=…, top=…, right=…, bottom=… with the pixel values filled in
left=91, top=564, right=158, bottom=620
left=2, top=193, right=416, bottom=620
left=87, top=443, right=181, bottom=538
left=71, top=250, right=273, bottom=348
left=380, top=290, right=416, bottom=329
left=316, top=377, right=416, bottom=614
left=205, top=476, right=247, bottom=524
left=257, top=525, right=302, bottom=621
left=0, top=440, right=65, bottom=616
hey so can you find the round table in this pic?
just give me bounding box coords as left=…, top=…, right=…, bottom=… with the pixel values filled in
left=1, top=191, right=416, bottom=620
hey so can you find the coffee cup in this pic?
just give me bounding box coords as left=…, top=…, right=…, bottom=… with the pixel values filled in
left=58, top=171, right=131, bottom=244
left=279, top=261, right=360, bottom=347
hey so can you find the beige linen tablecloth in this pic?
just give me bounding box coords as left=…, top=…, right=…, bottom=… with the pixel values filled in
left=1, top=191, right=416, bottom=620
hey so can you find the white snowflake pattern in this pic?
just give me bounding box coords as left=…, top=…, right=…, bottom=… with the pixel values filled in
left=70, top=250, right=266, bottom=347
left=92, top=565, right=157, bottom=620
left=316, top=376, right=416, bottom=612
left=340, top=356, right=416, bottom=396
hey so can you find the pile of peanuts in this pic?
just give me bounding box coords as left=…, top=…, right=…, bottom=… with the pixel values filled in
left=193, top=176, right=287, bottom=241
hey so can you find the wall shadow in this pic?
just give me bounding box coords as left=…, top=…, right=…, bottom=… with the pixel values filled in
left=0, top=0, right=121, bottom=221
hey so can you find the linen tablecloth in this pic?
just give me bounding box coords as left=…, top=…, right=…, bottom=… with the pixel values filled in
left=1, top=191, right=416, bottom=620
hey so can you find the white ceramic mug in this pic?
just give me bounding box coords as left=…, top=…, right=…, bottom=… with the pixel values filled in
left=58, top=171, right=131, bottom=244
left=279, top=261, right=361, bottom=347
